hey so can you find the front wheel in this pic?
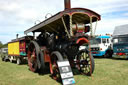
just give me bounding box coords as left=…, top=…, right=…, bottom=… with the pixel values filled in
left=9, top=56, right=14, bottom=63
left=17, top=58, right=22, bottom=65
left=76, top=49, right=95, bottom=76
left=1, top=57, right=4, bottom=61
left=104, top=50, right=113, bottom=58
left=50, top=51, right=63, bottom=81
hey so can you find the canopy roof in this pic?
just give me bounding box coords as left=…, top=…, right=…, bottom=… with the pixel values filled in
left=24, top=8, right=101, bottom=34
left=8, top=36, right=33, bottom=43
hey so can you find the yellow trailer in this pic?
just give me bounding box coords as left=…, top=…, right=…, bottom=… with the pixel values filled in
left=8, top=42, right=20, bottom=56
left=1, top=36, right=33, bottom=65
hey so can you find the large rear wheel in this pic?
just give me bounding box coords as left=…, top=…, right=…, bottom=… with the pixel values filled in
left=76, top=49, right=95, bottom=76
left=28, top=48, right=38, bottom=72
left=28, top=41, right=39, bottom=72
left=27, top=41, right=45, bottom=73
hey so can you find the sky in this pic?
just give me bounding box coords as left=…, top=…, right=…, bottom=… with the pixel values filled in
left=0, top=0, right=128, bottom=44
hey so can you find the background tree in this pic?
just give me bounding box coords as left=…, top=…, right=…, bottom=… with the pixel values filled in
left=0, top=41, right=3, bottom=48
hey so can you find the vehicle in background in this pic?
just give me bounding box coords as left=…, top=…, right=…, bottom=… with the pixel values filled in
left=1, top=36, right=33, bottom=64
left=90, top=35, right=113, bottom=57
left=112, top=24, right=128, bottom=59
left=0, top=48, right=8, bottom=61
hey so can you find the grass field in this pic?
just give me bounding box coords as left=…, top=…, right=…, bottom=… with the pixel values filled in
left=0, top=58, right=128, bottom=85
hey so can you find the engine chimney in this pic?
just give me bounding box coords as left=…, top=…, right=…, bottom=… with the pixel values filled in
left=64, top=0, right=71, bottom=10
left=16, top=34, right=19, bottom=39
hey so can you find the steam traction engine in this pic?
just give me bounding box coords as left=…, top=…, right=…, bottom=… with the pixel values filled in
left=24, top=0, right=100, bottom=82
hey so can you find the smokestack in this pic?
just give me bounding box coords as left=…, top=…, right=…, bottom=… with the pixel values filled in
left=64, top=0, right=71, bottom=10
left=16, top=34, right=19, bottom=39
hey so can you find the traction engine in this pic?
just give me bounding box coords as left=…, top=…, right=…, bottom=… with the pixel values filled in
left=25, top=0, right=101, bottom=82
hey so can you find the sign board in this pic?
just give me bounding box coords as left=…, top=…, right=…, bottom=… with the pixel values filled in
left=57, top=60, right=75, bottom=85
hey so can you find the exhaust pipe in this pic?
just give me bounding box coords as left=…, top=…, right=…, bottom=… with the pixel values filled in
left=64, top=0, right=71, bottom=10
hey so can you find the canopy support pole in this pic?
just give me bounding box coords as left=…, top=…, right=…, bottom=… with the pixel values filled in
left=70, top=15, right=73, bottom=36
left=90, top=17, right=93, bottom=37
left=94, top=20, right=98, bottom=36
left=33, top=32, right=35, bottom=39
left=61, top=17, right=71, bottom=38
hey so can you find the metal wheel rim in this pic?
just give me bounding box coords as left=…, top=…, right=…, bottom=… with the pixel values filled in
left=28, top=45, right=38, bottom=72
left=77, top=51, right=91, bottom=75
left=51, top=55, right=60, bottom=81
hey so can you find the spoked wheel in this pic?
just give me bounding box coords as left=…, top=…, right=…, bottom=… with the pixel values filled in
left=76, top=49, right=94, bottom=76
left=27, top=41, right=45, bottom=73
left=28, top=48, right=38, bottom=72
left=50, top=51, right=63, bottom=81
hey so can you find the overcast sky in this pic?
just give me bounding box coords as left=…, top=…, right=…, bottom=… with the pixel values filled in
left=0, top=0, right=128, bottom=44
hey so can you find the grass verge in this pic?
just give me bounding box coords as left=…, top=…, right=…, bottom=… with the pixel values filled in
left=0, top=58, right=128, bottom=85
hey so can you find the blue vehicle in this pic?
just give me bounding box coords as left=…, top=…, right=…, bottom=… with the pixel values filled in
left=112, top=24, right=128, bottom=59
left=90, top=35, right=113, bottom=57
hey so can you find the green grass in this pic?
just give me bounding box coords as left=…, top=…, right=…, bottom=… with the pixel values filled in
left=0, top=58, right=128, bottom=85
